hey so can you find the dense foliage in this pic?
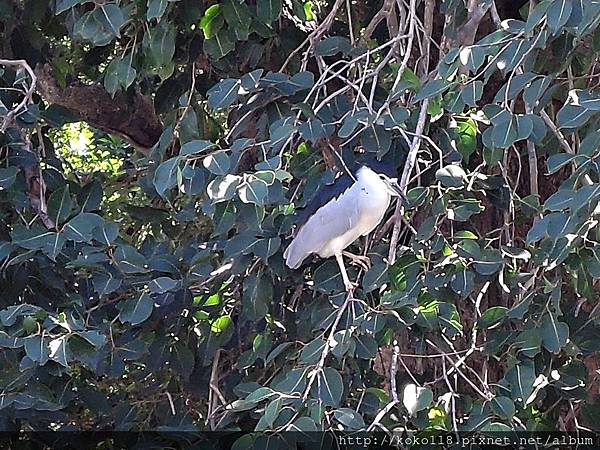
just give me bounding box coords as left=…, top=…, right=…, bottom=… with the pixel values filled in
left=2, top=0, right=600, bottom=441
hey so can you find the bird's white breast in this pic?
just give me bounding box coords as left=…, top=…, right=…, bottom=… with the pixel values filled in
left=354, top=166, right=392, bottom=233
left=317, top=166, right=391, bottom=258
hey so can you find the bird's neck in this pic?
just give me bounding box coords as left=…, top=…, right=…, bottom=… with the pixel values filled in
left=356, top=166, right=379, bottom=184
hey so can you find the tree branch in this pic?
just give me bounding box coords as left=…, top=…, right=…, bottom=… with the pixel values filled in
left=34, top=64, right=162, bottom=153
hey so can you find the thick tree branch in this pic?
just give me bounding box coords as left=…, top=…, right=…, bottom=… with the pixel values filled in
left=441, top=1, right=492, bottom=55
left=34, top=64, right=162, bottom=153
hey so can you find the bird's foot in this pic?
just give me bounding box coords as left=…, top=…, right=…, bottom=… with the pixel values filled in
left=344, top=279, right=358, bottom=292
left=343, top=251, right=372, bottom=271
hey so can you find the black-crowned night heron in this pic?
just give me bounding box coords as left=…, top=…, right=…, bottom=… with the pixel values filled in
left=284, top=160, right=406, bottom=292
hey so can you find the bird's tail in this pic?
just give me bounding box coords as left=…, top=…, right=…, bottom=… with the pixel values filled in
left=283, top=239, right=306, bottom=269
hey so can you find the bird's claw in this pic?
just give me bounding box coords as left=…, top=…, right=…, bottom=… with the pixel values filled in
left=343, top=252, right=372, bottom=271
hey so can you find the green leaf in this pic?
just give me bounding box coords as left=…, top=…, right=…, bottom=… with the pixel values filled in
left=544, top=189, right=574, bottom=211
left=24, top=335, right=50, bottom=365
left=223, top=0, right=251, bottom=32
left=145, top=23, right=176, bottom=67
left=303, top=1, right=315, bottom=20
left=179, top=139, right=216, bottom=156
left=450, top=269, right=474, bottom=298
left=203, top=151, right=231, bottom=176
left=515, top=114, right=533, bottom=141
left=0, top=167, right=18, bottom=190
left=250, top=236, right=280, bottom=261
left=299, top=338, right=325, bottom=364
left=529, top=114, right=547, bottom=143
left=361, top=125, right=392, bottom=158
left=98, top=4, right=125, bottom=38
left=241, top=69, right=264, bottom=91
left=148, top=276, right=178, bottom=294
left=391, top=67, right=421, bottom=98
left=55, top=0, right=82, bottom=14
left=492, top=396, right=515, bottom=419
left=525, top=0, right=551, bottom=33
left=260, top=397, right=282, bottom=429
left=11, top=225, right=65, bottom=260
left=0, top=304, right=40, bottom=326
left=497, top=39, right=531, bottom=73
left=272, top=368, right=307, bottom=394
left=93, top=273, right=122, bottom=296
left=242, top=274, right=272, bottom=321
left=354, top=334, right=378, bottom=359
left=473, top=250, right=503, bottom=275
left=114, top=244, right=147, bottom=273
left=199, top=4, right=223, bottom=39
left=557, top=104, right=594, bottom=128
left=266, top=342, right=292, bottom=364
left=289, top=416, right=318, bottom=431
left=298, top=118, right=325, bottom=144
left=147, top=0, right=168, bottom=21
left=504, top=362, right=536, bottom=405
left=381, top=107, right=410, bottom=129
left=118, top=291, right=154, bottom=325
left=461, top=81, right=483, bottom=106
left=256, top=0, right=282, bottom=24
left=546, top=153, right=581, bottom=174
left=523, top=76, right=551, bottom=107
left=207, top=78, right=240, bottom=110
left=547, top=0, right=573, bottom=32
left=204, top=28, right=236, bottom=59
left=104, top=56, right=136, bottom=97
left=77, top=331, right=107, bottom=349
left=451, top=119, right=477, bottom=162
left=402, top=384, right=433, bottom=416
left=501, top=245, right=531, bottom=260
left=314, top=36, right=351, bottom=56
left=491, top=114, right=518, bottom=148
left=435, top=164, right=466, bottom=187
left=333, top=408, right=365, bottom=430
left=540, top=312, right=569, bottom=353
left=238, top=177, right=269, bottom=205
left=153, top=157, right=180, bottom=197
left=459, top=46, right=486, bottom=72
left=312, top=367, right=343, bottom=407
left=577, top=90, right=600, bottom=110
left=414, top=79, right=453, bottom=102
left=49, top=336, right=70, bottom=367
left=47, top=185, right=73, bottom=226
left=74, top=10, right=114, bottom=46
left=210, top=315, right=232, bottom=333
left=477, top=306, right=508, bottom=328
left=208, top=175, right=241, bottom=203
left=313, top=259, right=344, bottom=293
left=362, top=262, right=388, bottom=293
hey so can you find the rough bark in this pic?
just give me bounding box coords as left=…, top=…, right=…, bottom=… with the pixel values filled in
left=35, top=64, right=163, bottom=153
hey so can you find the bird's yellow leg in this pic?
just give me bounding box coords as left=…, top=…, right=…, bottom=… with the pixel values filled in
left=336, top=253, right=357, bottom=292
left=342, top=251, right=372, bottom=271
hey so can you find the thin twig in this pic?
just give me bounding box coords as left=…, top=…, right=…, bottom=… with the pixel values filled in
left=0, top=59, right=37, bottom=132
left=388, top=98, right=429, bottom=264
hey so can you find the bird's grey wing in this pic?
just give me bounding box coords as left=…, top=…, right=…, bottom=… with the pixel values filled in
left=284, top=191, right=360, bottom=269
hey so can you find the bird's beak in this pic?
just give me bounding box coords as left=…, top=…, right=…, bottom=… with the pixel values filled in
left=384, top=177, right=408, bottom=203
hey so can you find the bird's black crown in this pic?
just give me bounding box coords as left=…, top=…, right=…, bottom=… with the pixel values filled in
left=353, top=158, right=398, bottom=178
